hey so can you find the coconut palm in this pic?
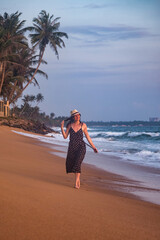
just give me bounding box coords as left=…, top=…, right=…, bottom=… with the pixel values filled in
left=8, top=47, right=48, bottom=104
left=0, top=11, right=29, bottom=95
left=29, top=93, right=44, bottom=118
left=12, top=10, right=68, bottom=103
left=50, top=112, right=55, bottom=119
left=36, top=93, right=44, bottom=104
left=19, top=94, right=31, bottom=116
left=19, top=94, right=36, bottom=116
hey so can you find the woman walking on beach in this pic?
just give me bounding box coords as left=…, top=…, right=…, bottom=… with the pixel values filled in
left=61, top=109, right=98, bottom=189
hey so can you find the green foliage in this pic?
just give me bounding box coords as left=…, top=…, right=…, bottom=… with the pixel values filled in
left=11, top=93, right=66, bottom=127
left=0, top=10, right=68, bottom=104
left=30, top=10, right=68, bottom=57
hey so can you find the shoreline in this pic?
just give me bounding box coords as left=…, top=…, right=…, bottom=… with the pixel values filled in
left=11, top=127, right=160, bottom=205
left=49, top=143, right=160, bottom=205
left=0, top=126, right=160, bottom=240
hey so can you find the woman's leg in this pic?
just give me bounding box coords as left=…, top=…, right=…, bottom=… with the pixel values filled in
left=75, top=173, right=80, bottom=189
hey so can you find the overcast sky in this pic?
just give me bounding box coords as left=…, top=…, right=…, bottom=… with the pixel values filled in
left=1, top=0, right=160, bottom=121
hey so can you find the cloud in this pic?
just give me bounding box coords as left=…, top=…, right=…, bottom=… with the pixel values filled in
left=83, top=3, right=113, bottom=9
left=133, top=101, right=145, bottom=109
left=63, top=25, right=155, bottom=47
left=59, top=3, right=114, bottom=10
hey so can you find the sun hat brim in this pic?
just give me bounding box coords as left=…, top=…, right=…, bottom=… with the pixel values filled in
left=71, top=112, right=81, bottom=117
left=70, top=109, right=81, bottom=117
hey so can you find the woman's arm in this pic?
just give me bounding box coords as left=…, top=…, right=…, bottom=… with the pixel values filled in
left=61, top=120, right=70, bottom=139
left=83, top=123, right=98, bottom=153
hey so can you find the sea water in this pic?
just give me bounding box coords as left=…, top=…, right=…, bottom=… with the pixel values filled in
left=86, top=125, right=160, bottom=169
left=50, top=124, right=160, bottom=169
left=12, top=124, right=160, bottom=204
left=13, top=124, right=160, bottom=169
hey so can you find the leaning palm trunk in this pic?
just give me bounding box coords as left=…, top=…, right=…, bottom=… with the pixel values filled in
left=0, top=62, right=6, bottom=95
left=28, top=107, right=36, bottom=118
left=19, top=102, right=28, bottom=117
left=0, top=62, right=3, bottom=74
left=11, top=50, right=45, bottom=104
left=29, top=103, right=39, bottom=118
left=8, top=80, right=18, bottom=103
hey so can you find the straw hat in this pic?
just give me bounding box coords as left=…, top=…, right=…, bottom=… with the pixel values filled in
left=70, top=109, right=81, bottom=117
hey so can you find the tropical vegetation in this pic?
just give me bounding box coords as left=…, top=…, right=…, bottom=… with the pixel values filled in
left=11, top=93, right=66, bottom=127
left=0, top=10, right=68, bottom=107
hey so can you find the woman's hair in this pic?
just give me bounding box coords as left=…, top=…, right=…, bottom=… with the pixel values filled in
left=65, top=115, right=82, bottom=128
left=66, top=116, right=75, bottom=128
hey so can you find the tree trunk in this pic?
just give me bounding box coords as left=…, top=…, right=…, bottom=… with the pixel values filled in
left=0, top=62, right=3, bottom=74
left=29, top=103, right=39, bottom=118
left=0, top=62, right=6, bottom=95
left=8, top=80, right=18, bottom=103
left=19, top=102, right=28, bottom=117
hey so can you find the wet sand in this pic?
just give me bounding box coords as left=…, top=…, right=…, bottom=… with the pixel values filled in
left=0, top=126, right=160, bottom=240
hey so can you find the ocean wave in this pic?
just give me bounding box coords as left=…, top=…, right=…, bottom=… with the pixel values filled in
left=101, top=148, right=160, bottom=168
left=52, top=126, right=160, bottom=141
left=89, top=131, right=160, bottom=141
left=12, top=129, right=160, bottom=169
left=128, top=132, right=160, bottom=137
left=135, top=150, right=160, bottom=160
left=89, top=131, right=126, bottom=138
left=51, top=127, right=61, bottom=132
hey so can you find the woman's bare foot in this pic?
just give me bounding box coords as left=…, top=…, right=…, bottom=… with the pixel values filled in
left=74, top=180, right=80, bottom=189
left=77, top=179, right=80, bottom=189
left=75, top=173, right=80, bottom=189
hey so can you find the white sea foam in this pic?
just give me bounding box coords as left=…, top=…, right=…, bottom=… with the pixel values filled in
left=12, top=130, right=68, bottom=147
left=128, top=132, right=160, bottom=137
left=128, top=132, right=143, bottom=137
left=51, top=127, right=61, bottom=132
left=147, top=132, right=160, bottom=137
left=12, top=124, right=160, bottom=169
left=136, top=150, right=160, bottom=160
left=11, top=128, right=160, bottom=205
left=105, top=131, right=126, bottom=137
left=88, top=131, right=127, bottom=140
left=88, top=129, right=160, bottom=139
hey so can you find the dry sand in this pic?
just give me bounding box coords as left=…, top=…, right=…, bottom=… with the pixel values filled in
left=0, top=126, right=160, bottom=240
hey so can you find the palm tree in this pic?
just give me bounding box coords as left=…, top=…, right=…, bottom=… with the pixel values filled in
left=19, top=94, right=31, bottom=116
left=36, top=93, right=44, bottom=104
left=29, top=93, right=44, bottom=118
left=31, top=106, right=40, bottom=119
left=19, top=94, right=37, bottom=117
left=8, top=47, right=48, bottom=104
left=12, top=10, right=68, bottom=103
left=0, top=11, right=28, bottom=95
left=0, top=12, right=48, bottom=103
left=50, top=112, right=55, bottom=119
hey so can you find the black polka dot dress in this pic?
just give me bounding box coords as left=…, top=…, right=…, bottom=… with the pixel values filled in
left=66, top=126, right=86, bottom=173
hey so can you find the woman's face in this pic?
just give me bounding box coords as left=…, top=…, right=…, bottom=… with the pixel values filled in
left=74, top=114, right=80, bottom=121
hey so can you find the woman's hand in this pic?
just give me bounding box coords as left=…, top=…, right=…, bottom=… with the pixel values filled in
left=93, top=147, right=98, bottom=153
left=61, top=121, right=70, bottom=139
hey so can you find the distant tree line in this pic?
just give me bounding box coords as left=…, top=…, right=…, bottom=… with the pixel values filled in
left=11, top=93, right=66, bottom=127
left=0, top=10, right=68, bottom=106
left=86, top=121, right=160, bottom=127
left=10, top=94, right=160, bottom=127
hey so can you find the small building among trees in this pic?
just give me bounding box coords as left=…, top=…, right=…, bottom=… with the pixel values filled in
left=0, top=100, right=10, bottom=117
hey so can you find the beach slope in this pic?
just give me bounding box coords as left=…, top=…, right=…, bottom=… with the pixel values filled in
left=0, top=126, right=160, bottom=240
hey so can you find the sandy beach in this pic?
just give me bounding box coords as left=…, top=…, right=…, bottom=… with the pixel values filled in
left=0, top=126, right=160, bottom=240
